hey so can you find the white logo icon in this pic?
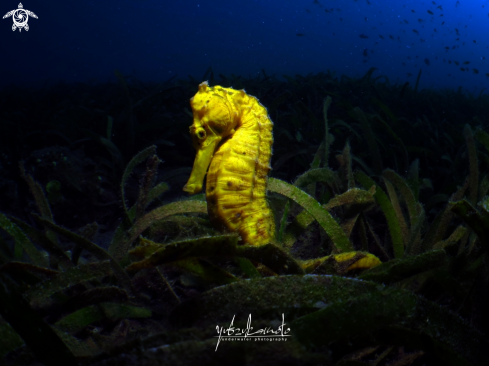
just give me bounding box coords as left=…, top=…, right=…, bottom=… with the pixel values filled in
left=3, top=3, right=38, bottom=32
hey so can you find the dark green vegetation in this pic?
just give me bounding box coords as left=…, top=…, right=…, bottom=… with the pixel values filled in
left=0, top=67, right=489, bottom=365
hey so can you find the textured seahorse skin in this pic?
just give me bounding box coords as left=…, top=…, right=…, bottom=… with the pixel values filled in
left=183, top=81, right=275, bottom=246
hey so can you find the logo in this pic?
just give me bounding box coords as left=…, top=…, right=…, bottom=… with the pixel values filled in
left=3, top=3, right=38, bottom=32
left=214, top=313, right=291, bottom=351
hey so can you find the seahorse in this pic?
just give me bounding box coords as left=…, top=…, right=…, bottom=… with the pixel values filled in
left=183, top=81, right=275, bottom=246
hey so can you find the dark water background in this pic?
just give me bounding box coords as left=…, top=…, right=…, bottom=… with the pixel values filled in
left=1, top=0, right=488, bottom=93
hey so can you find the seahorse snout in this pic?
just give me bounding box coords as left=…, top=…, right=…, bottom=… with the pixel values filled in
left=183, top=132, right=222, bottom=195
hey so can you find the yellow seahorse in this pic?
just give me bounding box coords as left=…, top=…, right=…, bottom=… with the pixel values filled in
left=183, top=81, right=275, bottom=246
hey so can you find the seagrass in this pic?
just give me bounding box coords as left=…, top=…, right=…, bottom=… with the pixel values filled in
left=183, top=81, right=275, bottom=246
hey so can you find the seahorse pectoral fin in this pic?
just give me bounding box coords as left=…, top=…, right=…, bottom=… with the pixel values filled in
left=183, top=135, right=222, bottom=194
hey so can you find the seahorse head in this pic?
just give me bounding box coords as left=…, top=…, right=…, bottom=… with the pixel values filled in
left=183, top=81, right=239, bottom=194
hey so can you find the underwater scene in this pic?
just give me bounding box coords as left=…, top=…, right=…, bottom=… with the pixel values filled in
left=1, top=0, right=489, bottom=365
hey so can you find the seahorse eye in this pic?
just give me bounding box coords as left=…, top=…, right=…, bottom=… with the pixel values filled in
left=197, top=129, right=206, bottom=139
